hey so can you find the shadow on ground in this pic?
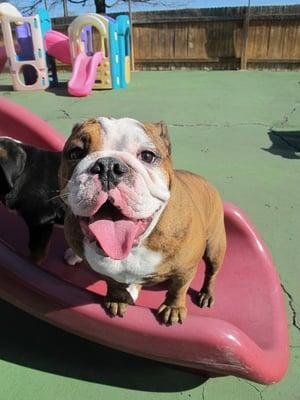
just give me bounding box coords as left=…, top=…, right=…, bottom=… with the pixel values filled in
left=0, top=82, right=69, bottom=97
left=0, top=85, right=13, bottom=92
left=0, top=299, right=207, bottom=392
left=263, top=130, right=300, bottom=159
left=46, top=82, right=70, bottom=97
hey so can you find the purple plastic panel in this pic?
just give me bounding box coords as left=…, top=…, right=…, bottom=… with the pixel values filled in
left=16, top=22, right=37, bottom=85
left=80, top=25, right=93, bottom=56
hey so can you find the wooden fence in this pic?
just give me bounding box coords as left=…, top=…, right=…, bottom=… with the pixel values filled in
left=1, top=5, right=300, bottom=70
left=129, top=6, right=300, bottom=70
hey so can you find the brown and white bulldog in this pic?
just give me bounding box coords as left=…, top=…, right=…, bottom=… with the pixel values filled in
left=59, top=117, right=226, bottom=325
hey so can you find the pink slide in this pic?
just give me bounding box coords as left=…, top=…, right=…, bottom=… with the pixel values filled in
left=44, top=30, right=72, bottom=65
left=0, top=97, right=289, bottom=384
left=0, top=46, right=7, bottom=73
left=68, top=51, right=104, bottom=97
left=44, top=30, right=103, bottom=97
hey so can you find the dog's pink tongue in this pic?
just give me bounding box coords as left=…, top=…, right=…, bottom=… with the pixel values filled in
left=88, top=220, right=141, bottom=260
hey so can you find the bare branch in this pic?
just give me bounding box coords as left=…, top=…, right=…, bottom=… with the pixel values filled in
left=16, top=0, right=168, bottom=17
left=105, top=0, right=121, bottom=9
left=68, top=0, right=87, bottom=4
left=118, top=0, right=160, bottom=3
left=18, top=0, right=43, bottom=15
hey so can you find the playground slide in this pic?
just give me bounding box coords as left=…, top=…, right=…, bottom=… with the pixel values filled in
left=0, top=97, right=289, bottom=384
left=68, top=51, right=104, bottom=97
left=44, top=29, right=71, bottom=65
left=0, top=46, right=7, bottom=73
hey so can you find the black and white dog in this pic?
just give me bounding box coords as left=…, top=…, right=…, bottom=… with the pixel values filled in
left=0, top=137, right=81, bottom=265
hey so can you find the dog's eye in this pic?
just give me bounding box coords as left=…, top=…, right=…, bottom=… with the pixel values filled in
left=68, top=147, right=85, bottom=161
left=139, top=150, right=157, bottom=164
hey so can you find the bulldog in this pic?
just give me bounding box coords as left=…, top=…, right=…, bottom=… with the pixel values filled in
left=59, top=117, right=226, bottom=325
left=0, top=137, right=81, bottom=265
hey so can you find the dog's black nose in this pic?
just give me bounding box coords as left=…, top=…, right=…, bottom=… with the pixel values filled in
left=90, top=157, right=129, bottom=191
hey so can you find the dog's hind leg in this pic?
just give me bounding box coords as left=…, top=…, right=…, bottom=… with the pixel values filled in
left=197, top=223, right=226, bottom=308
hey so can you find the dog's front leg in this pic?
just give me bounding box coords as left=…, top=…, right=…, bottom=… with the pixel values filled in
left=105, top=281, right=141, bottom=318
left=157, top=271, right=196, bottom=325
left=27, top=223, right=53, bottom=265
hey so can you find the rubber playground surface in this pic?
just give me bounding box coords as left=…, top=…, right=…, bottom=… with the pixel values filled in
left=0, top=70, right=299, bottom=400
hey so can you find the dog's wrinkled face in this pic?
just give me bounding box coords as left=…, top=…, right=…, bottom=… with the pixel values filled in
left=60, top=117, right=172, bottom=260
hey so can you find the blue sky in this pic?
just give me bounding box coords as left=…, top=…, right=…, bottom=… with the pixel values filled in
left=12, top=0, right=300, bottom=17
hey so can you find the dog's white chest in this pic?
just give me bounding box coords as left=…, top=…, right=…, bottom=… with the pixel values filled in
left=83, top=241, right=162, bottom=284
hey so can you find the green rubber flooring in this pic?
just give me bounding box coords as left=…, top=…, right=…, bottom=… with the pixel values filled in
left=0, top=70, right=299, bottom=400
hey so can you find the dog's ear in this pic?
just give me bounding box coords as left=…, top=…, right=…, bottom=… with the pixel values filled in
left=71, top=122, right=83, bottom=135
left=0, top=144, right=27, bottom=192
left=156, top=121, right=171, bottom=156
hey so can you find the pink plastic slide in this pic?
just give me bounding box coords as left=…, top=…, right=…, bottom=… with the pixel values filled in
left=0, top=97, right=289, bottom=384
left=0, top=46, right=7, bottom=73
left=68, top=52, right=104, bottom=97
left=44, top=30, right=72, bottom=65
left=44, top=30, right=103, bottom=97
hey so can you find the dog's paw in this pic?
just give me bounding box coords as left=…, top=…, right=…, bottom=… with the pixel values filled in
left=105, top=301, right=128, bottom=317
left=157, top=303, right=187, bottom=325
left=197, top=290, right=214, bottom=308
left=29, top=252, right=45, bottom=266
left=64, top=248, right=83, bottom=266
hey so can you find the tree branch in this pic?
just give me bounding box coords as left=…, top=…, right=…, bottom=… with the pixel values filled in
left=18, top=0, right=166, bottom=16
left=19, top=0, right=43, bottom=16
left=68, top=0, right=87, bottom=4
left=105, top=1, right=121, bottom=9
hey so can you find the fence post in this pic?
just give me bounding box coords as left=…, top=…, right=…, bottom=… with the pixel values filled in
left=128, top=0, right=135, bottom=71
left=241, top=1, right=251, bottom=70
